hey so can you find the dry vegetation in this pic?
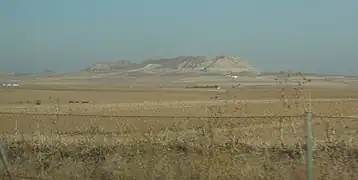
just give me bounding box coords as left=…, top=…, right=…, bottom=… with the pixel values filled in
left=1, top=78, right=358, bottom=179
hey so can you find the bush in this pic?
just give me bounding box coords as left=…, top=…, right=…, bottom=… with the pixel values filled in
left=35, top=100, right=42, bottom=105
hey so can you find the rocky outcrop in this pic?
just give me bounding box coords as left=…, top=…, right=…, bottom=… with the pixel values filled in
left=83, top=56, right=260, bottom=76
left=141, top=56, right=260, bottom=75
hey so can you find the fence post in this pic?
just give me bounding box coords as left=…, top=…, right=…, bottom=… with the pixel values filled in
left=304, top=110, right=313, bottom=180
left=0, top=141, right=13, bottom=180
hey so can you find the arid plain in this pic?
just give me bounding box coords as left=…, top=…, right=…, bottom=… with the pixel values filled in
left=1, top=74, right=358, bottom=179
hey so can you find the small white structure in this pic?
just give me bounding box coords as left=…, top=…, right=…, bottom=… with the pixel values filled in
left=1, top=83, right=20, bottom=88
left=226, top=75, right=238, bottom=79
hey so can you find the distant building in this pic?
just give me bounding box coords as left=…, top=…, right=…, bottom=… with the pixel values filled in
left=1, top=83, right=20, bottom=88
left=226, top=75, right=238, bottom=79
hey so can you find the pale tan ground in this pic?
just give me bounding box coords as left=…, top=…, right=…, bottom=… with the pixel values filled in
left=1, top=83, right=358, bottom=144
left=2, top=78, right=358, bottom=179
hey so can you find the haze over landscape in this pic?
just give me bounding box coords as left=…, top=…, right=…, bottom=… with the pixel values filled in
left=3, top=1, right=358, bottom=179
left=1, top=0, right=357, bottom=75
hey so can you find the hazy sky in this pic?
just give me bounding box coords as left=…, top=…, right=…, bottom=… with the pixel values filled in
left=1, top=0, right=357, bottom=75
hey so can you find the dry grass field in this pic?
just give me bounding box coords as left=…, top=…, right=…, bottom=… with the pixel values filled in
left=1, top=80, right=358, bottom=179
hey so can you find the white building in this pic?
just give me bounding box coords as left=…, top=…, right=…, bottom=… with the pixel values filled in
left=1, top=83, right=20, bottom=88
left=226, top=75, right=238, bottom=79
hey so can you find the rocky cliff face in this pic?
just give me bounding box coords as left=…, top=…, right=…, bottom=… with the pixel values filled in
left=84, top=56, right=260, bottom=75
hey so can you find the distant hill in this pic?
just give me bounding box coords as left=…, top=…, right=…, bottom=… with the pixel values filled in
left=83, top=60, right=141, bottom=72
left=43, top=69, right=54, bottom=73
left=83, top=56, right=260, bottom=76
left=8, top=69, right=56, bottom=77
left=0, top=72, right=8, bottom=76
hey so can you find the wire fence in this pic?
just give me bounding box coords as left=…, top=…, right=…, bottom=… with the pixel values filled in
left=1, top=112, right=358, bottom=179
left=1, top=111, right=357, bottom=119
left=0, top=111, right=305, bottom=118
left=0, top=111, right=357, bottom=138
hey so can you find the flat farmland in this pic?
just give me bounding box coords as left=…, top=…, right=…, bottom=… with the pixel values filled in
left=1, top=84, right=358, bottom=141
left=1, top=83, right=358, bottom=179
left=1, top=85, right=358, bottom=117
